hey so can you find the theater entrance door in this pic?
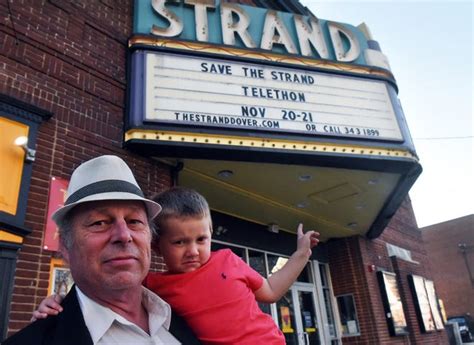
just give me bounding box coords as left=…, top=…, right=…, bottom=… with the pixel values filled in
left=276, top=283, right=321, bottom=345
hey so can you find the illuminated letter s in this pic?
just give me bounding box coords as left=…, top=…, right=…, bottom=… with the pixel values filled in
left=150, top=0, right=183, bottom=37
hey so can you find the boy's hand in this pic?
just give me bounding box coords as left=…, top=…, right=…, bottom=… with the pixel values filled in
left=255, top=223, right=321, bottom=303
left=296, top=223, right=320, bottom=257
left=31, top=294, right=64, bottom=322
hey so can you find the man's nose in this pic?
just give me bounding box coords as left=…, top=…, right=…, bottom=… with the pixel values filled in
left=111, top=219, right=132, bottom=243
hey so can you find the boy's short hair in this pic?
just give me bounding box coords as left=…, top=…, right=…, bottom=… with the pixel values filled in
left=152, top=187, right=212, bottom=236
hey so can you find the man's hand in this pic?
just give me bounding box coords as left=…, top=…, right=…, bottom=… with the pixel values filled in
left=31, top=294, right=64, bottom=322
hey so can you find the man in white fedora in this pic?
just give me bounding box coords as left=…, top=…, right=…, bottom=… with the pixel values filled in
left=3, top=155, right=200, bottom=345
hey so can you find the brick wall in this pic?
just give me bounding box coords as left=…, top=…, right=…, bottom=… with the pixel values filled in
left=1, top=0, right=172, bottom=335
left=328, top=198, right=448, bottom=344
left=421, top=215, right=474, bottom=318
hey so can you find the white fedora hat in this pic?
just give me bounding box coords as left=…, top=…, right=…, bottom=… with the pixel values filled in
left=52, top=155, right=161, bottom=225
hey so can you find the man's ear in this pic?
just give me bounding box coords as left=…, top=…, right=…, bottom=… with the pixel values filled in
left=59, top=241, right=70, bottom=265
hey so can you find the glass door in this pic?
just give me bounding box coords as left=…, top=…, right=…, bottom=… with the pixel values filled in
left=295, top=284, right=321, bottom=345
left=276, top=290, right=299, bottom=345
left=276, top=284, right=322, bottom=345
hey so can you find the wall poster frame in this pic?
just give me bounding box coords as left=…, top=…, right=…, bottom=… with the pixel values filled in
left=377, top=271, right=408, bottom=336
left=424, top=279, right=444, bottom=330
left=408, top=274, right=444, bottom=332
left=48, top=258, right=74, bottom=297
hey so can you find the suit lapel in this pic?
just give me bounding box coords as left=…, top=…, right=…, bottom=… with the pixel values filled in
left=169, top=311, right=201, bottom=345
left=50, top=287, right=93, bottom=345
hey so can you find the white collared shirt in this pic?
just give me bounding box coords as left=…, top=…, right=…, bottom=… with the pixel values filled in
left=76, top=286, right=181, bottom=345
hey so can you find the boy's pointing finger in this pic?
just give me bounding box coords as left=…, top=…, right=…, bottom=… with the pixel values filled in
left=297, top=223, right=304, bottom=236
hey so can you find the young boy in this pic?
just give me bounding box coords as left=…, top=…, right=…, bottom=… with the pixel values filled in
left=33, top=187, right=320, bottom=344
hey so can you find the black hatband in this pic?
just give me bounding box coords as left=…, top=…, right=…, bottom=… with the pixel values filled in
left=65, top=180, right=144, bottom=205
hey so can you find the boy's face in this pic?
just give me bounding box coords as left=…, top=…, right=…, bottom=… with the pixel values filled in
left=155, top=215, right=212, bottom=273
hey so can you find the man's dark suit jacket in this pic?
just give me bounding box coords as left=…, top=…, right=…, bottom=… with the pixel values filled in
left=2, top=287, right=201, bottom=345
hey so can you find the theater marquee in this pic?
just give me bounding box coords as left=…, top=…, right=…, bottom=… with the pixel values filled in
left=143, top=52, right=402, bottom=141
left=125, top=0, right=421, bottom=240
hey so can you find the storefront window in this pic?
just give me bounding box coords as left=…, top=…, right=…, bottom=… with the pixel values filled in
left=211, top=242, right=245, bottom=259
left=268, top=254, right=312, bottom=283
left=0, top=117, right=29, bottom=216
left=336, top=294, right=360, bottom=336
left=319, top=264, right=338, bottom=339
left=248, top=250, right=267, bottom=276
left=298, top=263, right=313, bottom=283
left=267, top=254, right=287, bottom=275
left=248, top=250, right=271, bottom=315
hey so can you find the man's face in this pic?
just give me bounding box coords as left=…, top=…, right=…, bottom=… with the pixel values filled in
left=61, top=200, right=152, bottom=296
left=155, top=216, right=212, bottom=274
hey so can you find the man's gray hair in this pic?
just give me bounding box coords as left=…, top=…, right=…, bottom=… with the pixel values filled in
left=58, top=216, right=75, bottom=250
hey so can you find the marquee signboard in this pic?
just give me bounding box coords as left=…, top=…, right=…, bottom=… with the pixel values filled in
left=143, top=51, right=403, bottom=141
left=133, top=0, right=373, bottom=66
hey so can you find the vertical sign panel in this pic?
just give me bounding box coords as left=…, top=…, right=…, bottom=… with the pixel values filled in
left=43, top=177, right=69, bottom=252
left=409, top=275, right=444, bottom=333
left=377, top=271, right=408, bottom=336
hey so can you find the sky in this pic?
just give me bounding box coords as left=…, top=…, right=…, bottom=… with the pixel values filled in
left=300, top=0, right=473, bottom=228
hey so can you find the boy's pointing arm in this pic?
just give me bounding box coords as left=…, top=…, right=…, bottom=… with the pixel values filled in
left=254, top=223, right=320, bottom=303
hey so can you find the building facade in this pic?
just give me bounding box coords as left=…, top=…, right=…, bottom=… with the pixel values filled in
left=421, top=215, right=474, bottom=319
left=1, top=1, right=448, bottom=344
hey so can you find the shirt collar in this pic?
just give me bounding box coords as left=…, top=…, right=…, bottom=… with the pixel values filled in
left=76, top=285, right=173, bottom=344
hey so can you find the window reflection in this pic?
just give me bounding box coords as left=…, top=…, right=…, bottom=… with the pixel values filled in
left=268, top=254, right=312, bottom=283
left=268, top=255, right=288, bottom=275
left=248, top=250, right=266, bottom=276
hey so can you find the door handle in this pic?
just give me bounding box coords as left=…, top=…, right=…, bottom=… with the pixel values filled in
left=298, top=332, right=306, bottom=345
left=303, top=332, right=310, bottom=345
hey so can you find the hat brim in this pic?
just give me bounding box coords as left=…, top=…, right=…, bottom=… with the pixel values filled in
left=52, top=192, right=162, bottom=226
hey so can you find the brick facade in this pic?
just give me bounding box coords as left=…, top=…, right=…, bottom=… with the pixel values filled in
left=328, top=199, right=448, bottom=344
left=421, top=215, right=474, bottom=319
